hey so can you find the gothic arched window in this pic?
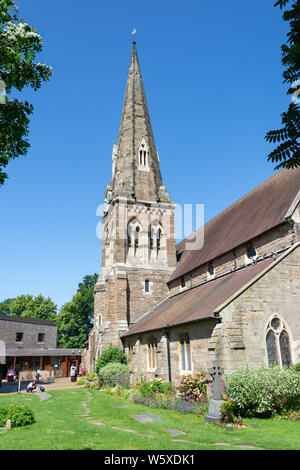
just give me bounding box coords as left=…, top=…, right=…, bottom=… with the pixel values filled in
left=127, top=219, right=141, bottom=257
left=266, top=317, right=292, bottom=368
left=138, top=138, right=149, bottom=170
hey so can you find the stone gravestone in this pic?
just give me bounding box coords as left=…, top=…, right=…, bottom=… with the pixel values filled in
left=205, top=361, right=224, bottom=423
left=5, top=419, right=11, bottom=430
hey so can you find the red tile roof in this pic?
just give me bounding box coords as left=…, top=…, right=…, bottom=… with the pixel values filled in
left=170, top=168, right=300, bottom=282
left=122, top=258, right=275, bottom=337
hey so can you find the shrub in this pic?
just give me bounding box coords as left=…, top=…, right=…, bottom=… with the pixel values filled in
left=293, top=362, right=300, bottom=373
left=177, top=371, right=207, bottom=402
left=95, top=345, right=128, bottom=374
left=83, top=375, right=101, bottom=389
left=0, top=406, right=9, bottom=426
left=286, top=410, right=300, bottom=421
left=225, top=365, right=300, bottom=418
left=220, top=396, right=238, bottom=424
left=135, top=377, right=172, bottom=396
left=0, top=404, right=35, bottom=427
left=97, top=362, right=131, bottom=388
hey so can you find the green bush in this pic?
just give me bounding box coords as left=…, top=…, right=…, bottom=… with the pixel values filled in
left=225, top=366, right=300, bottom=418
left=135, top=377, right=172, bottom=396
left=0, top=406, right=9, bottom=426
left=293, top=362, right=300, bottom=373
left=0, top=404, right=35, bottom=427
left=95, top=345, right=128, bottom=374
left=97, top=362, right=131, bottom=387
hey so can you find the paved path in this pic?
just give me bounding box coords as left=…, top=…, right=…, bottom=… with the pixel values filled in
left=0, top=378, right=84, bottom=396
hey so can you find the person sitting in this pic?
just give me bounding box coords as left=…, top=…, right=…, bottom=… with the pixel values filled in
left=26, top=381, right=37, bottom=393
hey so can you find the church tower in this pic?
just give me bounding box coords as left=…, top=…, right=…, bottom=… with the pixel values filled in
left=87, top=41, right=176, bottom=369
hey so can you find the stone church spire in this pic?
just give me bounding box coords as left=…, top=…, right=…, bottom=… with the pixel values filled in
left=86, top=41, right=176, bottom=368
left=109, top=41, right=172, bottom=204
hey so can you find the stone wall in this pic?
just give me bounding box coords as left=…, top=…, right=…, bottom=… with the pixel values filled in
left=123, top=319, right=217, bottom=386
left=0, top=319, right=57, bottom=350
left=123, top=244, right=300, bottom=383
left=210, top=244, right=300, bottom=373
left=168, top=221, right=296, bottom=297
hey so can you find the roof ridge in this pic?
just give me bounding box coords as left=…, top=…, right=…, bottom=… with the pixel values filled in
left=171, top=166, right=300, bottom=282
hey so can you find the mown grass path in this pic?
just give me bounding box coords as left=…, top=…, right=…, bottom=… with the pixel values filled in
left=0, top=388, right=299, bottom=450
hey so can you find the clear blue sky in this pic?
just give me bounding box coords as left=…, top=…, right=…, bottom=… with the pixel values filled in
left=0, top=0, right=290, bottom=309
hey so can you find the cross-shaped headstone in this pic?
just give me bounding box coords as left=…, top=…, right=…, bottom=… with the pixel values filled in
left=208, top=361, right=224, bottom=401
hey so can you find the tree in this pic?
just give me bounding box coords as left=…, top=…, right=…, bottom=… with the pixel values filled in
left=95, top=344, right=128, bottom=375
left=7, top=294, right=57, bottom=321
left=56, top=273, right=98, bottom=349
left=265, top=0, right=300, bottom=169
left=0, top=297, right=12, bottom=315
left=0, top=0, right=52, bottom=185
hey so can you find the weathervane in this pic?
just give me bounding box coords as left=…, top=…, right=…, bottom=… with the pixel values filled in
left=131, top=28, right=136, bottom=41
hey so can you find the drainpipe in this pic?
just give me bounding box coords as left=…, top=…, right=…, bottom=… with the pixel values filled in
left=163, top=326, right=172, bottom=384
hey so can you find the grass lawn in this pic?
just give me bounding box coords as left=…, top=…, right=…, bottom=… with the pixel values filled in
left=0, top=388, right=299, bottom=450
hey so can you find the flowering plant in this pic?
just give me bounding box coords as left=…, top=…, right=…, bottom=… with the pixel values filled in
left=220, top=395, right=237, bottom=424
left=177, top=371, right=207, bottom=403
left=135, top=377, right=171, bottom=396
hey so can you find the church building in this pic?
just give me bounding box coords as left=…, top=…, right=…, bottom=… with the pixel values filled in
left=85, top=41, right=300, bottom=384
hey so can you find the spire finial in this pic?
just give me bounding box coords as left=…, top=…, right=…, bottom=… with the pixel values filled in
left=131, top=28, right=136, bottom=43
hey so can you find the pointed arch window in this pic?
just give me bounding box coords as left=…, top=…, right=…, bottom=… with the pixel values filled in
left=147, top=337, right=157, bottom=370
left=148, top=222, right=164, bottom=260
left=127, top=219, right=141, bottom=257
left=266, top=317, right=292, bottom=368
left=145, top=279, right=150, bottom=293
left=138, top=138, right=149, bottom=170
left=179, top=334, right=192, bottom=372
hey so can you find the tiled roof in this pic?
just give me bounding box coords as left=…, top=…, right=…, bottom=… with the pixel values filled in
left=0, top=315, right=56, bottom=327
left=171, top=168, right=300, bottom=282
left=122, top=257, right=275, bottom=337
left=6, top=348, right=84, bottom=357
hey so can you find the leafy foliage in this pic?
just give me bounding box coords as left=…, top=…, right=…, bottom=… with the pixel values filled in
left=97, top=362, right=131, bottom=387
left=0, top=297, right=12, bottom=315
left=294, top=362, right=300, bottom=372
left=5, top=294, right=57, bottom=321
left=134, top=377, right=172, bottom=396
left=225, top=365, right=300, bottom=417
left=56, top=273, right=98, bottom=348
left=0, top=0, right=52, bottom=185
left=266, top=1, right=300, bottom=169
left=220, top=395, right=239, bottom=424
left=95, top=344, right=128, bottom=374
left=0, top=403, right=34, bottom=427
